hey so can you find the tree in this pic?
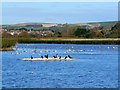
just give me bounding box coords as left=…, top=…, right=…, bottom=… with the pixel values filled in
left=57, top=31, right=62, bottom=37
left=74, top=28, right=90, bottom=37
left=19, top=28, right=28, bottom=31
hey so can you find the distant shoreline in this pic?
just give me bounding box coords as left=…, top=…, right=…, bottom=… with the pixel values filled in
left=0, top=47, right=13, bottom=51
left=1, top=38, right=119, bottom=51
left=18, top=38, right=120, bottom=44
left=33, top=38, right=119, bottom=41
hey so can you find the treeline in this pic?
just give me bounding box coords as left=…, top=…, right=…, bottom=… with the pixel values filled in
left=2, top=22, right=119, bottom=38
left=57, top=22, right=119, bottom=38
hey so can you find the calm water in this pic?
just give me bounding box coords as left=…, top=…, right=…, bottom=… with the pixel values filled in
left=2, top=44, right=118, bottom=88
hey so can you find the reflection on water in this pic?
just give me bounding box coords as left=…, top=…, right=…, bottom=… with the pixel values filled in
left=2, top=44, right=118, bottom=88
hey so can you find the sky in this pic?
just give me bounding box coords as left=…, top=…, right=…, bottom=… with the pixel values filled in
left=2, top=2, right=118, bottom=24
left=1, top=0, right=120, bottom=2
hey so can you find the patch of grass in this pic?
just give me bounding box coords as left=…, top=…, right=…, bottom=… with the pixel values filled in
left=1, top=38, right=17, bottom=48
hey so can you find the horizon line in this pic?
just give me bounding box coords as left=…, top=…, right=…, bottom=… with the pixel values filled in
left=1, top=20, right=118, bottom=25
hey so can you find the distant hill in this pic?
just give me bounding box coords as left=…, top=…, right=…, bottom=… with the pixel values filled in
left=96, top=21, right=117, bottom=27
left=14, top=22, right=58, bottom=27
left=2, top=21, right=117, bottom=29
left=1, top=21, right=119, bottom=38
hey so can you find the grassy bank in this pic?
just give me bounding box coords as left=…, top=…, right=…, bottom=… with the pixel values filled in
left=0, top=38, right=17, bottom=51
left=1, top=38, right=119, bottom=51
left=18, top=38, right=120, bottom=44
left=0, top=47, right=15, bottom=51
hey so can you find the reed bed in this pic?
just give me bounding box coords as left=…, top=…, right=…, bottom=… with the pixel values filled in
left=1, top=38, right=119, bottom=51
left=18, top=38, right=119, bottom=44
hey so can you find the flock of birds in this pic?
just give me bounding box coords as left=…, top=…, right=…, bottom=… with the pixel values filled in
left=10, top=45, right=75, bottom=60
left=30, top=54, right=72, bottom=59
left=10, top=45, right=118, bottom=59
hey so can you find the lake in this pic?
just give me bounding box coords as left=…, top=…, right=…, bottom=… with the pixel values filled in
left=2, top=44, right=118, bottom=88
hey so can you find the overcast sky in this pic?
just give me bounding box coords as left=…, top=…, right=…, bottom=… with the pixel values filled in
left=2, top=2, right=118, bottom=24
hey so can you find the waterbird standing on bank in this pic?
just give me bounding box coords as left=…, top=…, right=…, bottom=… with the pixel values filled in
left=31, top=56, right=33, bottom=59
left=68, top=55, right=72, bottom=59
left=59, top=56, right=61, bottom=59
left=53, top=56, right=56, bottom=58
left=56, top=54, right=58, bottom=58
left=46, top=54, right=48, bottom=59
left=44, top=54, right=48, bottom=59
left=41, top=56, right=44, bottom=59
left=64, top=56, right=67, bottom=59
left=53, top=54, right=58, bottom=58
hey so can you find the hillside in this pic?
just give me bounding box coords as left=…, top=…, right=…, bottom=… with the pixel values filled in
left=1, top=21, right=119, bottom=38
left=110, top=22, right=120, bottom=38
